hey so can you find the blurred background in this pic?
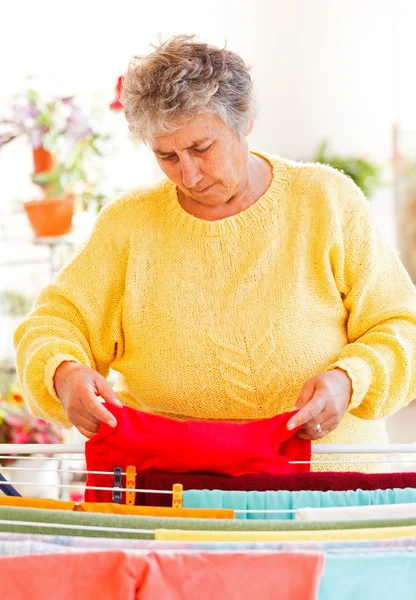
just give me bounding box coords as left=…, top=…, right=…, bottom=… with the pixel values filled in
left=1, top=0, right=416, bottom=473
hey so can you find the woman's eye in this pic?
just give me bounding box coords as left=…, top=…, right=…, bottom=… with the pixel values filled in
left=194, top=145, right=211, bottom=154
left=161, top=154, right=176, bottom=162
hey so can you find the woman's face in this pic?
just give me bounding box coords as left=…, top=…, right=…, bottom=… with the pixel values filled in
left=151, top=114, right=252, bottom=207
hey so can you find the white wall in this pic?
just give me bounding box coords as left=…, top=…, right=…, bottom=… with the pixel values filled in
left=236, top=0, right=396, bottom=160
left=0, top=0, right=405, bottom=198
left=2, top=0, right=415, bottom=249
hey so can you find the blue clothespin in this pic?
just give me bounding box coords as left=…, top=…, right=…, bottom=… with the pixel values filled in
left=112, top=466, right=122, bottom=504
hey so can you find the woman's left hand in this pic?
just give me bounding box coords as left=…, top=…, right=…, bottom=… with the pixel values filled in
left=286, top=368, right=352, bottom=440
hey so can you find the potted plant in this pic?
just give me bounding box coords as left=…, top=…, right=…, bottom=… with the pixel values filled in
left=313, top=140, right=383, bottom=198
left=0, top=89, right=110, bottom=236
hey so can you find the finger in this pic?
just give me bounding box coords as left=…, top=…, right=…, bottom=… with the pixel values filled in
left=296, top=429, right=328, bottom=441
left=76, top=424, right=98, bottom=439
left=71, top=411, right=100, bottom=433
left=296, top=426, right=329, bottom=440
left=95, top=376, right=122, bottom=407
left=295, top=379, right=317, bottom=410
left=65, top=401, right=100, bottom=428
left=296, top=418, right=338, bottom=440
left=301, top=409, right=333, bottom=431
left=81, top=388, right=118, bottom=427
left=287, top=393, right=328, bottom=430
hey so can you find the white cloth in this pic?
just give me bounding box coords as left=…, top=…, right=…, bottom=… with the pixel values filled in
left=296, top=502, right=416, bottom=521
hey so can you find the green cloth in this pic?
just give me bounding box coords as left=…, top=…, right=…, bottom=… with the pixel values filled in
left=1, top=506, right=416, bottom=539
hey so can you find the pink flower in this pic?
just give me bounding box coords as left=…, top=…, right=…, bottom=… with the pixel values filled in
left=0, top=390, right=64, bottom=446
left=12, top=428, right=31, bottom=444
left=110, top=76, right=124, bottom=111
left=5, top=414, right=24, bottom=428
left=32, top=431, right=49, bottom=444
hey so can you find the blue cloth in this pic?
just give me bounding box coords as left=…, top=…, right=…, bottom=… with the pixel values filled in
left=182, top=488, right=416, bottom=520
left=319, top=553, right=416, bottom=600
left=0, top=473, right=21, bottom=497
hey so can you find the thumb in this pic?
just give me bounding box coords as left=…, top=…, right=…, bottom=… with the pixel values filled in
left=295, top=378, right=316, bottom=410
left=95, top=376, right=122, bottom=408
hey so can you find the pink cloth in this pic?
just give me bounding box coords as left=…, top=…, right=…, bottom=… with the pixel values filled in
left=0, top=551, right=137, bottom=599
left=0, top=550, right=325, bottom=599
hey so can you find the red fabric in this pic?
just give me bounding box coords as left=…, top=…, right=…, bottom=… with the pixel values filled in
left=85, top=405, right=310, bottom=503
left=142, top=470, right=416, bottom=506
left=0, top=550, right=325, bottom=600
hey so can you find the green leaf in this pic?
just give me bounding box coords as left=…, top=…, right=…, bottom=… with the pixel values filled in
left=313, top=141, right=383, bottom=197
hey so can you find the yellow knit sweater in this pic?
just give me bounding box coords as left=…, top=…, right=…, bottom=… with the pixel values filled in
left=14, top=153, right=416, bottom=461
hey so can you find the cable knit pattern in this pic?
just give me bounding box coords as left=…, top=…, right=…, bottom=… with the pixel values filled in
left=14, top=153, right=416, bottom=471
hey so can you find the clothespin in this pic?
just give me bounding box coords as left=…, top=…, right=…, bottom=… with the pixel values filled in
left=112, top=466, right=122, bottom=504
left=172, top=483, right=183, bottom=509
left=125, top=465, right=136, bottom=506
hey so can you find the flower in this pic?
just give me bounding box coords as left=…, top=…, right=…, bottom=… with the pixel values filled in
left=110, top=76, right=124, bottom=111
left=0, top=88, right=112, bottom=207
left=7, top=384, right=25, bottom=407
left=0, top=381, right=63, bottom=463
left=0, top=89, right=57, bottom=151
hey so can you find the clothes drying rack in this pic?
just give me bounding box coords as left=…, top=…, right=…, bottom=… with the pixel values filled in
left=1, top=443, right=416, bottom=510
left=2, top=444, right=416, bottom=600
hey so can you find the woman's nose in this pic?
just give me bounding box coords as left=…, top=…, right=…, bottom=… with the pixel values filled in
left=181, top=157, right=203, bottom=189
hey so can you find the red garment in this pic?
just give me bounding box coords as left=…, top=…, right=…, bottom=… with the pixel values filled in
left=0, top=550, right=325, bottom=600
left=85, top=405, right=310, bottom=503
left=141, top=471, right=416, bottom=506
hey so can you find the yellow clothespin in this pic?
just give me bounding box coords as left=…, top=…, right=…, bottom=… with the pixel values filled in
left=172, top=483, right=183, bottom=509
left=125, top=466, right=137, bottom=506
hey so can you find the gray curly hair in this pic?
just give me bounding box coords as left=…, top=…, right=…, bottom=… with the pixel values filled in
left=121, top=35, right=256, bottom=143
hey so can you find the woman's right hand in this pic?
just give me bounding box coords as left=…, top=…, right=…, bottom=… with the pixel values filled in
left=54, top=361, right=122, bottom=438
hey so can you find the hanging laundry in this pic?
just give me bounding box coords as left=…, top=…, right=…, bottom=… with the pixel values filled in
left=154, top=526, right=416, bottom=542
left=182, top=487, right=416, bottom=520
left=0, top=550, right=325, bottom=600
left=296, top=502, right=416, bottom=522
left=140, top=470, right=416, bottom=507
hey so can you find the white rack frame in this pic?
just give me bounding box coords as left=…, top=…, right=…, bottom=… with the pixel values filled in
left=0, top=443, right=415, bottom=455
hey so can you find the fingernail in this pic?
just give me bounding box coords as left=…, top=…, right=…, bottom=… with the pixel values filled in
left=287, top=422, right=295, bottom=430
left=107, top=419, right=117, bottom=428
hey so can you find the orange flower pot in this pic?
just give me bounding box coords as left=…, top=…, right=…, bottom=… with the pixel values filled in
left=23, top=195, right=75, bottom=237
left=32, top=147, right=55, bottom=175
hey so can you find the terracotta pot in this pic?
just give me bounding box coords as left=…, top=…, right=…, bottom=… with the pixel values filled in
left=23, top=195, right=75, bottom=237
left=32, top=147, right=55, bottom=175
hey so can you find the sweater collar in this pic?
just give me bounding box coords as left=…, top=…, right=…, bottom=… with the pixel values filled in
left=163, top=151, right=290, bottom=237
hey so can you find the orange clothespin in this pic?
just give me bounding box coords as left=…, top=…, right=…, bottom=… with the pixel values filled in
left=125, top=466, right=137, bottom=506
left=172, top=483, right=183, bottom=509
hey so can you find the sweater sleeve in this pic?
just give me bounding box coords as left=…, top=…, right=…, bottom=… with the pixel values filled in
left=14, top=200, right=129, bottom=426
left=326, top=169, right=416, bottom=419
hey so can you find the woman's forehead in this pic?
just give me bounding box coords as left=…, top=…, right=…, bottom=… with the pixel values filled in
left=151, top=115, right=226, bottom=153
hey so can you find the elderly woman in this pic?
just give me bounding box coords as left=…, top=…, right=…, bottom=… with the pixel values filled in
left=14, top=36, right=416, bottom=464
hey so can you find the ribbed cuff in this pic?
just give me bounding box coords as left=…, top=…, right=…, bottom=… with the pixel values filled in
left=45, top=353, right=83, bottom=405
left=327, top=357, right=373, bottom=410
